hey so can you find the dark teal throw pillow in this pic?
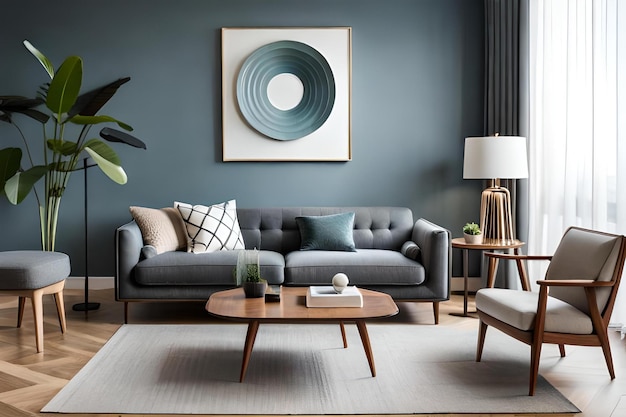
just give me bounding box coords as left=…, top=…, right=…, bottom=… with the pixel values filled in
left=296, top=212, right=357, bottom=251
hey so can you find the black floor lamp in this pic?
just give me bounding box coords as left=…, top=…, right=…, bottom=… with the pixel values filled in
left=73, top=158, right=100, bottom=312
left=71, top=128, right=147, bottom=313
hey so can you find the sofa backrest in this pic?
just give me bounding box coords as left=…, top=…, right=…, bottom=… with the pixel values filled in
left=237, top=207, right=414, bottom=254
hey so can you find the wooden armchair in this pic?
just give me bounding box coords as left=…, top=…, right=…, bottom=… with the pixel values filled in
left=475, top=226, right=626, bottom=395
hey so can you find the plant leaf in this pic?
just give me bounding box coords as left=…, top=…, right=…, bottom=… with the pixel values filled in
left=70, top=115, right=133, bottom=131
left=0, top=148, right=22, bottom=192
left=0, top=96, right=48, bottom=124
left=4, top=165, right=48, bottom=204
left=46, top=56, right=82, bottom=115
left=83, top=140, right=127, bottom=184
left=68, top=77, right=131, bottom=117
left=99, top=127, right=146, bottom=149
left=47, top=139, right=78, bottom=156
left=23, top=40, right=54, bottom=79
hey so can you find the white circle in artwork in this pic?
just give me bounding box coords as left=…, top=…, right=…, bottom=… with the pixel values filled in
left=267, top=73, right=304, bottom=111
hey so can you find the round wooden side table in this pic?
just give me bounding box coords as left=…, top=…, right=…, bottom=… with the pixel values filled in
left=450, top=238, right=526, bottom=317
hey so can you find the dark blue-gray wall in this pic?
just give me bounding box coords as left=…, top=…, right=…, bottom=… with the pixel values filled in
left=0, top=0, right=484, bottom=276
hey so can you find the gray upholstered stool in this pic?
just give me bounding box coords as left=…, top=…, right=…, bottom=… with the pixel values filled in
left=0, top=251, right=70, bottom=353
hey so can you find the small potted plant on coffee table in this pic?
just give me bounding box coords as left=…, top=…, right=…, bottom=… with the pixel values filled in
left=235, top=249, right=266, bottom=298
left=462, top=222, right=482, bottom=244
left=242, top=263, right=266, bottom=298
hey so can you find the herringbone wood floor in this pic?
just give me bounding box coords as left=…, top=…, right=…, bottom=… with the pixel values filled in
left=0, top=288, right=624, bottom=417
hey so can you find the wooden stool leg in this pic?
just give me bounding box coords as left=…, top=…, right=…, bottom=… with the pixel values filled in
left=31, top=289, right=44, bottom=353
left=17, top=297, right=26, bottom=328
left=54, top=291, right=67, bottom=333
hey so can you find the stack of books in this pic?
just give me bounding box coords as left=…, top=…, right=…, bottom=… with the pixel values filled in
left=265, top=284, right=281, bottom=302
left=306, top=286, right=363, bottom=308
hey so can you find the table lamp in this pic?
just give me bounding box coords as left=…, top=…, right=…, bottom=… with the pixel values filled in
left=463, top=135, right=528, bottom=245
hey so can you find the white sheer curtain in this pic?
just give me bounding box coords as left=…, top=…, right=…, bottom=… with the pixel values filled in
left=527, top=0, right=626, bottom=325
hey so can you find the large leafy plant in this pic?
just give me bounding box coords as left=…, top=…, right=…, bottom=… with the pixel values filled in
left=0, top=40, right=145, bottom=251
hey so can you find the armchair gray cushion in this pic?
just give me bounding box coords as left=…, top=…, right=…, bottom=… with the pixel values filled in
left=476, top=288, right=593, bottom=334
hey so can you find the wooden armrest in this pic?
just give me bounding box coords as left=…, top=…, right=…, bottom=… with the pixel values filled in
left=484, top=252, right=552, bottom=261
left=536, top=279, right=614, bottom=287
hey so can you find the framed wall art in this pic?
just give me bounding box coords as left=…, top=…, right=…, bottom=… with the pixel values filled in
left=222, top=27, right=352, bottom=161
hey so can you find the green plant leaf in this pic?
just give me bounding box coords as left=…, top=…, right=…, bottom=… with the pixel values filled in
left=23, top=40, right=54, bottom=79
left=46, top=56, right=82, bottom=115
left=99, top=127, right=146, bottom=149
left=0, top=148, right=22, bottom=191
left=47, top=139, right=78, bottom=156
left=83, top=140, right=127, bottom=184
left=4, top=165, right=48, bottom=204
left=70, top=115, right=133, bottom=131
left=68, top=77, right=131, bottom=117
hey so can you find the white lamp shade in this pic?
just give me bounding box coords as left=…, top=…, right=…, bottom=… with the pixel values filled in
left=463, top=136, right=529, bottom=179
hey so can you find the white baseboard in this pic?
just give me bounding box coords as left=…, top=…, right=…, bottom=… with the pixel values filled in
left=451, top=276, right=482, bottom=293
left=65, top=276, right=114, bottom=290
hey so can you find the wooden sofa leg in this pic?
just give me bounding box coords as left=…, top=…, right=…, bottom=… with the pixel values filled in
left=432, top=301, right=439, bottom=324
left=124, top=302, right=129, bottom=324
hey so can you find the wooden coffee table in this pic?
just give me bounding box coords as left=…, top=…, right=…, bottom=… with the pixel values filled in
left=206, top=286, right=399, bottom=382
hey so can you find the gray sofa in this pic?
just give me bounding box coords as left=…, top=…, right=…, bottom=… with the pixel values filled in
left=115, top=206, right=451, bottom=323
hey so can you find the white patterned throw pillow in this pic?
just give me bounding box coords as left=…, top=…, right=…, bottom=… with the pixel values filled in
left=175, top=199, right=245, bottom=253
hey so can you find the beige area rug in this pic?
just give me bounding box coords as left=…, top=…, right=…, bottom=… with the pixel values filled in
left=42, top=323, right=580, bottom=414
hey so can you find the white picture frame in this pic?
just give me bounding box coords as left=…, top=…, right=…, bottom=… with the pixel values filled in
left=222, top=27, right=352, bottom=161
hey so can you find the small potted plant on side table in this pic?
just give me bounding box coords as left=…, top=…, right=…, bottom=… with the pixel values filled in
left=235, top=249, right=266, bottom=298
left=462, top=222, right=482, bottom=244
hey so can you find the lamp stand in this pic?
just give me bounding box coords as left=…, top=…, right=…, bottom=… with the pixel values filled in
left=72, top=158, right=100, bottom=313
left=479, top=182, right=516, bottom=245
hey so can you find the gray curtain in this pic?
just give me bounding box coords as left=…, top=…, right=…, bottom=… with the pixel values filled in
left=484, top=0, right=520, bottom=136
left=483, top=0, right=526, bottom=289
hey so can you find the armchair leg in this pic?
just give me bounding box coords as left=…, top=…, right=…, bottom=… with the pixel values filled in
left=529, top=339, right=543, bottom=396
left=558, top=344, right=566, bottom=357
left=598, top=327, right=616, bottom=379
left=476, top=320, right=487, bottom=361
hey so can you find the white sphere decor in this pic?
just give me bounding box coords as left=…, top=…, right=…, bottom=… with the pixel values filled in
left=332, top=273, right=349, bottom=294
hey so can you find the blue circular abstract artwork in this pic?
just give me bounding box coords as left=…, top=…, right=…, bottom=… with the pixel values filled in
left=236, top=40, right=336, bottom=141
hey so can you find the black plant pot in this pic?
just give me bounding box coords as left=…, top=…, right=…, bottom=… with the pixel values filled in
left=243, top=281, right=266, bottom=298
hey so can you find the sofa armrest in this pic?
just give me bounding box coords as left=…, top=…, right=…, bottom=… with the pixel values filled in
left=115, top=220, right=143, bottom=301
left=411, top=218, right=451, bottom=300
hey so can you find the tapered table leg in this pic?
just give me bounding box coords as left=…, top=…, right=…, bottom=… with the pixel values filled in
left=240, top=320, right=260, bottom=382
left=340, top=321, right=348, bottom=348
left=355, top=320, right=376, bottom=377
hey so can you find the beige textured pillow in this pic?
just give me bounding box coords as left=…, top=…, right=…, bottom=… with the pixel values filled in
left=129, top=206, right=188, bottom=254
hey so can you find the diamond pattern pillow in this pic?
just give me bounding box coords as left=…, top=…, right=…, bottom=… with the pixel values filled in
left=175, top=199, right=245, bottom=253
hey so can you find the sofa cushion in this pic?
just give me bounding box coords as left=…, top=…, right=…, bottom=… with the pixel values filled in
left=176, top=200, right=245, bottom=253
left=134, top=250, right=285, bottom=286
left=284, top=249, right=425, bottom=286
left=129, top=206, right=188, bottom=253
left=296, top=212, right=356, bottom=251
